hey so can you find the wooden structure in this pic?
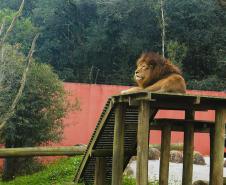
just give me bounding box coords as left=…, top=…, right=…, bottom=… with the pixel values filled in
left=74, top=92, right=226, bottom=185
left=0, top=146, right=86, bottom=157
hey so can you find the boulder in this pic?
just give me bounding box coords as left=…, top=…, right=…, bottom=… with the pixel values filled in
left=193, top=180, right=208, bottom=185
left=123, top=166, right=134, bottom=176
left=193, top=151, right=206, bottom=165
left=170, top=150, right=183, bottom=163
left=148, top=147, right=160, bottom=160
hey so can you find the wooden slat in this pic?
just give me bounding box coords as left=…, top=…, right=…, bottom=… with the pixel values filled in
left=210, top=108, right=226, bottom=185
left=112, top=104, right=125, bottom=185
left=136, top=101, right=150, bottom=185
left=182, top=110, right=195, bottom=185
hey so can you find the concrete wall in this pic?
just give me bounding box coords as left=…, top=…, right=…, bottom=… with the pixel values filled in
left=60, top=83, right=226, bottom=155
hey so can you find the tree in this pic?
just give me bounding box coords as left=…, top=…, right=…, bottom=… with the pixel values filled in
left=0, top=8, right=38, bottom=54
left=2, top=0, right=225, bottom=90
left=0, top=44, right=68, bottom=180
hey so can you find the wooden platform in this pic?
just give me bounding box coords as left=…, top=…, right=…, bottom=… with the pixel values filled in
left=74, top=92, right=226, bottom=185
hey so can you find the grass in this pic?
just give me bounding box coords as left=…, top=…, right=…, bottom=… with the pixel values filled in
left=0, top=157, right=159, bottom=185
left=0, top=157, right=82, bottom=185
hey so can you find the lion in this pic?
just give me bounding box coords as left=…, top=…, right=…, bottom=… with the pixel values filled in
left=121, top=52, right=186, bottom=94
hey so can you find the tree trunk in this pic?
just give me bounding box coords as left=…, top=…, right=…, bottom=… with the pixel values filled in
left=2, top=140, right=18, bottom=181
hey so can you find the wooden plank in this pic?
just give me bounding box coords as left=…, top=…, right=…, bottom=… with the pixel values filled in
left=182, top=110, right=195, bottom=185
left=94, top=157, right=106, bottom=185
left=159, top=125, right=171, bottom=185
left=136, top=101, right=150, bottom=185
left=114, top=92, right=226, bottom=110
left=210, top=109, right=226, bottom=185
left=112, top=103, right=125, bottom=185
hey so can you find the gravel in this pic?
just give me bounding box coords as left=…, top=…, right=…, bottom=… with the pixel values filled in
left=129, top=157, right=226, bottom=184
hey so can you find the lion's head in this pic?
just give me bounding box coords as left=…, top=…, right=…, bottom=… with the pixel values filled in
left=134, top=52, right=182, bottom=88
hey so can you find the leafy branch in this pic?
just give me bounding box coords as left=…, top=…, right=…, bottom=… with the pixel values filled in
left=0, top=33, right=39, bottom=131
left=0, top=0, right=25, bottom=48
left=0, top=0, right=40, bottom=131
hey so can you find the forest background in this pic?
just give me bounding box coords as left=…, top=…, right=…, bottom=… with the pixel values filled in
left=0, top=0, right=226, bottom=91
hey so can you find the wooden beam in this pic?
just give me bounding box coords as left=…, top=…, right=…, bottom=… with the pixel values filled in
left=0, top=146, right=85, bottom=157
left=159, top=124, right=171, bottom=185
left=136, top=101, right=150, bottom=185
left=210, top=108, right=226, bottom=185
left=112, top=103, right=125, bottom=185
left=126, top=118, right=213, bottom=133
left=94, top=157, right=106, bottom=185
left=209, top=126, right=215, bottom=184
left=182, top=110, right=195, bottom=185
left=0, top=147, right=135, bottom=158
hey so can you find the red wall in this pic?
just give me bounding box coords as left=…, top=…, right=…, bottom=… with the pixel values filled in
left=60, top=83, right=226, bottom=155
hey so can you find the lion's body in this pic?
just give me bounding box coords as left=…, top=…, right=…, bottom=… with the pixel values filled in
left=121, top=52, right=186, bottom=94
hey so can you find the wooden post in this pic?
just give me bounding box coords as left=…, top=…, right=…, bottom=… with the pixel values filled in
left=112, top=104, right=125, bottom=185
left=136, top=101, right=150, bottom=185
left=209, top=109, right=226, bottom=185
left=94, top=157, right=106, bottom=185
left=159, top=124, right=171, bottom=185
left=209, top=126, right=215, bottom=184
left=182, top=110, right=195, bottom=185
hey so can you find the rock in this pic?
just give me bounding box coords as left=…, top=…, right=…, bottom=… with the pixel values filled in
left=193, top=180, right=208, bottom=185
left=148, top=147, right=160, bottom=160
left=123, top=156, right=136, bottom=176
left=170, top=150, right=183, bottom=163
left=224, top=160, right=226, bottom=167
left=123, top=166, right=134, bottom=176
left=193, top=151, right=206, bottom=165
left=130, top=156, right=137, bottom=162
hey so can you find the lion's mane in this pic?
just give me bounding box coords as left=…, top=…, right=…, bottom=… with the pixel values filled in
left=136, top=52, right=182, bottom=88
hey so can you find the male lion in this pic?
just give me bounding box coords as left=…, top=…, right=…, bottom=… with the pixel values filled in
left=121, top=52, right=186, bottom=94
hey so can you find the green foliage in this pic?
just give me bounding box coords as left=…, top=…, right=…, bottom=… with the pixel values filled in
left=166, top=0, right=226, bottom=81
left=0, top=9, right=38, bottom=54
left=0, top=44, right=68, bottom=178
left=1, top=0, right=226, bottom=90
left=188, top=75, right=226, bottom=91
left=0, top=157, right=82, bottom=185
left=33, top=0, right=161, bottom=84
left=1, top=45, right=67, bottom=145
left=166, top=40, right=187, bottom=69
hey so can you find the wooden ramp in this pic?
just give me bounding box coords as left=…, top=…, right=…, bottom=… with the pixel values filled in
left=74, top=92, right=226, bottom=185
left=74, top=95, right=157, bottom=184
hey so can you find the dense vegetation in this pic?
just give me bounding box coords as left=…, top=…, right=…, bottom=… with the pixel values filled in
left=0, top=44, right=68, bottom=180
left=0, top=2, right=68, bottom=179
left=0, top=0, right=225, bottom=91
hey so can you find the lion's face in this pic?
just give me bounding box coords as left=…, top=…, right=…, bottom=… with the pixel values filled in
left=134, top=62, right=153, bottom=88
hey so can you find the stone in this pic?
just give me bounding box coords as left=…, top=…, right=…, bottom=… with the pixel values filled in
left=148, top=147, right=160, bottom=160
left=192, top=180, right=208, bottom=185
left=169, top=150, right=183, bottom=163
left=193, top=151, right=206, bottom=165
